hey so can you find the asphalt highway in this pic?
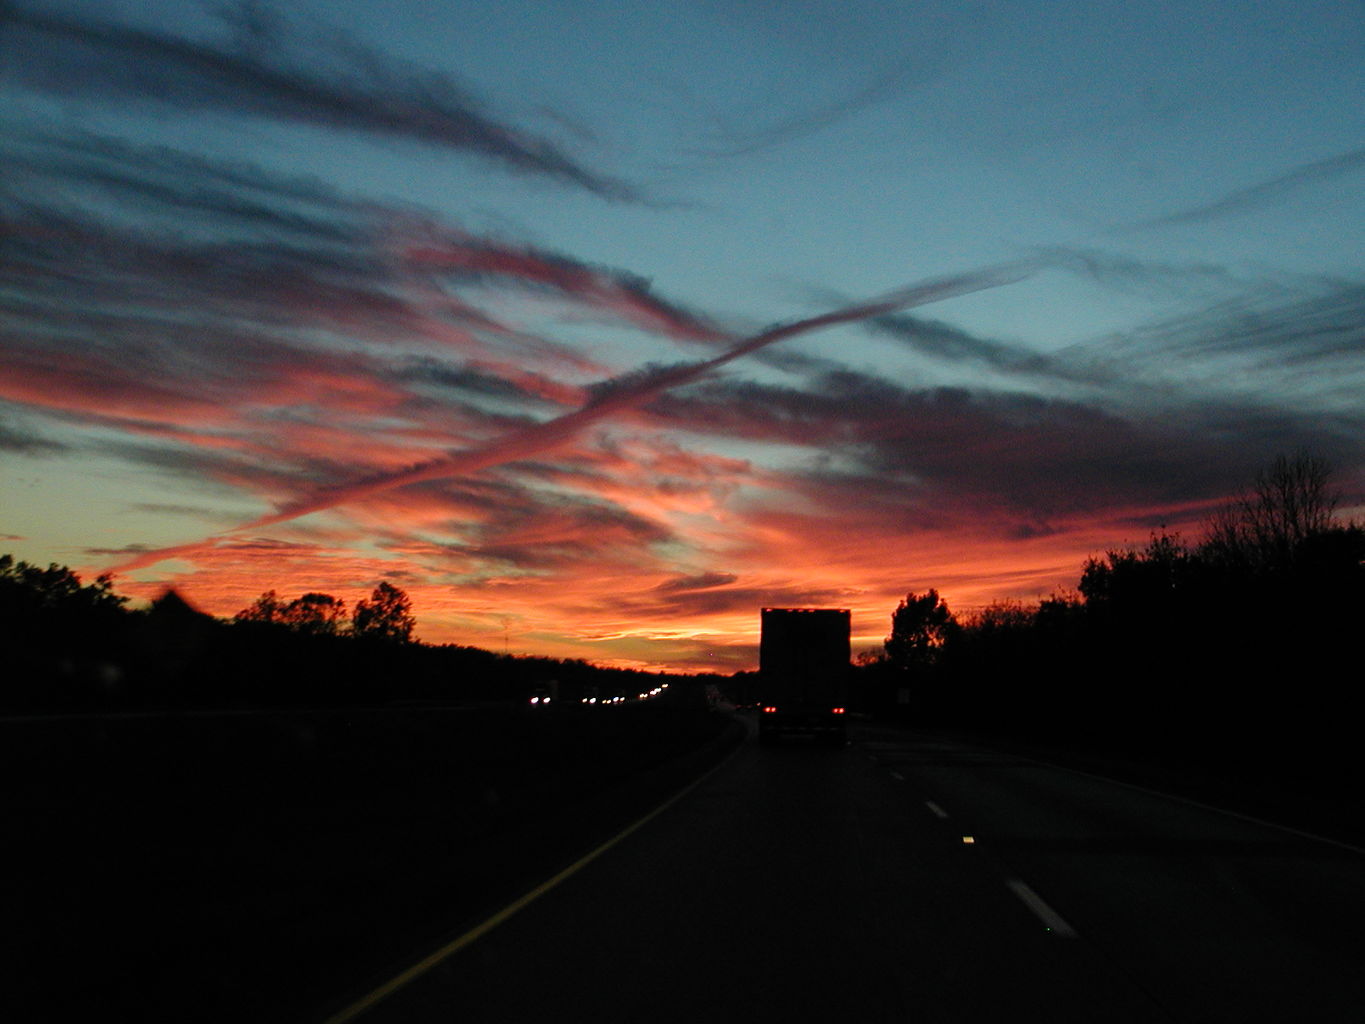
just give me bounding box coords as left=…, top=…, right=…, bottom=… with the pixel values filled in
left=333, top=720, right=1365, bottom=1023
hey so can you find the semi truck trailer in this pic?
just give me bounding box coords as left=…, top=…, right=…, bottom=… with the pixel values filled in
left=757, top=607, right=850, bottom=744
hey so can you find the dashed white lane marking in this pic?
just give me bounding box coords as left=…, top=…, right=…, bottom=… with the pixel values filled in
left=925, top=800, right=948, bottom=818
left=1006, top=879, right=1077, bottom=938
left=889, top=770, right=905, bottom=781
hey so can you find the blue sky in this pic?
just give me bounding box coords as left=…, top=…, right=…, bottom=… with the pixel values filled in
left=2, top=0, right=1362, bottom=669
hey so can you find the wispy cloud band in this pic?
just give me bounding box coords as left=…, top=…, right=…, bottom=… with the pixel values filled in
left=1, top=1, right=636, bottom=198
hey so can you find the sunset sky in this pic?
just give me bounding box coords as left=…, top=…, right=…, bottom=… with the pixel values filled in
left=3, top=0, right=1363, bottom=671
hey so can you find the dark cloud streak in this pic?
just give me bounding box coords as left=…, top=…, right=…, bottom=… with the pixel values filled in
left=691, top=54, right=947, bottom=158
left=0, top=129, right=660, bottom=389
left=0, top=415, right=65, bottom=455
left=646, top=353, right=1365, bottom=537
left=251, top=261, right=1034, bottom=516
left=1134, top=145, right=1365, bottom=228
left=864, top=311, right=1078, bottom=381
left=404, top=238, right=728, bottom=346
left=0, top=2, right=636, bottom=198
left=653, top=572, right=738, bottom=593
left=108, top=260, right=1036, bottom=570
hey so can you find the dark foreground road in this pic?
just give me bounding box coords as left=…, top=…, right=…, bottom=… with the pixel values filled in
left=6, top=702, right=729, bottom=1022
left=338, top=721, right=1365, bottom=1023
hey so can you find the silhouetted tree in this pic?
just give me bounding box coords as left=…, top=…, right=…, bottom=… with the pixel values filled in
left=1075, top=530, right=1206, bottom=700
left=885, top=589, right=958, bottom=670
left=966, top=598, right=1034, bottom=634
left=234, top=590, right=347, bottom=634
left=0, top=554, right=126, bottom=618
left=234, top=590, right=284, bottom=625
left=1202, top=451, right=1339, bottom=575
left=351, top=581, right=415, bottom=642
left=280, top=592, right=347, bottom=635
left=1034, top=589, right=1086, bottom=645
left=1079, top=530, right=1193, bottom=616
left=1, top=554, right=131, bottom=708
left=954, top=599, right=1036, bottom=668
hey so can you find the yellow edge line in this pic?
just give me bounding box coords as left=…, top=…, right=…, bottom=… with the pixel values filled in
left=323, top=746, right=737, bottom=1024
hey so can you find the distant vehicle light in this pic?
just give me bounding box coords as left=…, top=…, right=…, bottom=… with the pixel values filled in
left=831, top=707, right=845, bottom=714
left=529, top=697, right=540, bottom=704
left=762, top=705, right=777, bottom=713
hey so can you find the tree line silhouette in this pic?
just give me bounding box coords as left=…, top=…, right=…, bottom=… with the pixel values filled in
left=863, top=452, right=1364, bottom=797
left=0, top=564, right=697, bottom=711
left=234, top=582, right=415, bottom=641
left=6, top=451, right=1357, bottom=732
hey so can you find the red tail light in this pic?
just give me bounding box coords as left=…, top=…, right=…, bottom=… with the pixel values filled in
left=761, top=705, right=778, bottom=714
left=831, top=707, right=845, bottom=714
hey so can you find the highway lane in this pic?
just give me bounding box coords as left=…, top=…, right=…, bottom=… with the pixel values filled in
left=331, top=720, right=1365, bottom=1022
left=860, top=727, right=1365, bottom=1020
left=5, top=702, right=729, bottom=1023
